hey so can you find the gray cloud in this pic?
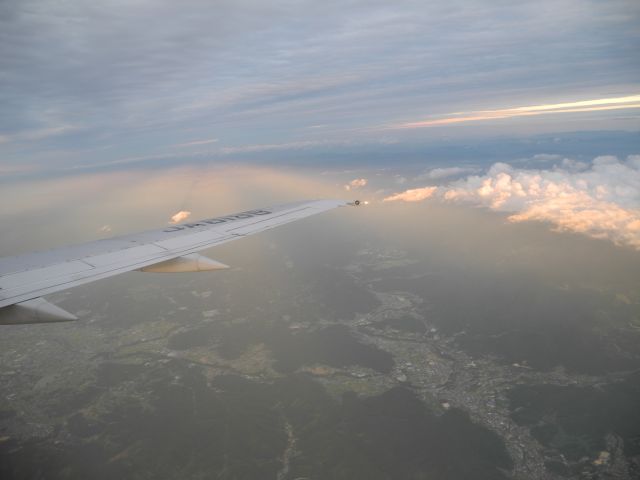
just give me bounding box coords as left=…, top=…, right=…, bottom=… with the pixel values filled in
left=0, top=0, right=639, bottom=172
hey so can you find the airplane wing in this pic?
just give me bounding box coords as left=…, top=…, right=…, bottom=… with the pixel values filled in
left=0, top=199, right=353, bottom=324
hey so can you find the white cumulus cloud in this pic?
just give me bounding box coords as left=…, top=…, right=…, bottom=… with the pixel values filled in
left=384, top=155, right=640, bottom=249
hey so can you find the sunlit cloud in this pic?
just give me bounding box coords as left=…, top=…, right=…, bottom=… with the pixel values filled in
left=344, top=178, right=368, bottom=190
left=383, top=186, right=437, bottom=202
left=395, top=94, right=640, bottom=129
left=384, top=155, right=640, bottom=249
left=170, top=210, right=192, bottom=224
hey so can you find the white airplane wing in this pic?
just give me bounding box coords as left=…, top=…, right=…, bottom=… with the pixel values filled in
left=0, top=199, right=353, bottom=324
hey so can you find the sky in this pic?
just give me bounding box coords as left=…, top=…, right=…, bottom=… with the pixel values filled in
left=0, top=0, right=639, bottom=250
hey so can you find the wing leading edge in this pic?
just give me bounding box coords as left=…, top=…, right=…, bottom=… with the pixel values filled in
left=0, top=199, right=351, bottom=324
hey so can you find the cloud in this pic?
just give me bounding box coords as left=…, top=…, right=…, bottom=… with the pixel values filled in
left=220, top=138, right=400, bottom=156
left=395, top=94, right=640, bottom=129
left=385, top=155, right=640, bottom=249
left=344, top=178, right=368, bottom=190
left=173, top=138, right=218, bottom=148
left=170, top=210, right=192, bottom=224
left=2, top=0, right=640, bottom=174
left=219, top=140, right=328, bottom=155
left=0, top=164, right=35, bottom=175
left=419, top=167, right=480, bottom=180
left=66, top=151, right=197, bottom=171
left=0, top=125, right=79, bottom=145
left=394, top=175, right=407, bottom=184
left=532, top=153, right=563, bottom=162
left=383, top=186, right=437, bottom=202
left=99, top=225, right=112, bottom=233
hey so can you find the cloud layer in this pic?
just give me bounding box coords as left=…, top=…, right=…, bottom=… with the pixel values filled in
left=385, top=155, right=640, bottom=249
left=1, top=1, right=639, bottom=173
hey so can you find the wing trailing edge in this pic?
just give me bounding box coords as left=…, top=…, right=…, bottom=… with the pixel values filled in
left=138, top=254, right=229, bottom=273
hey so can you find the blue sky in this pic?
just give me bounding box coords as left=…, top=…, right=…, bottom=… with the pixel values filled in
left=0, top=0, right=639, bottom=176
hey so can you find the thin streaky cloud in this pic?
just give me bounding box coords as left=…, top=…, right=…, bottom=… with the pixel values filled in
left=219, top=140, right=336, bottom=154
left=1, top=125, right=80, bottom=144
left=173, top=138, right=219, bottom=148
left=396, top=94, right=640, bottom=129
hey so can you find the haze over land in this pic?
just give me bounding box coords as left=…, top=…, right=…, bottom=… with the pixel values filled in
left=1, top=1, right=639, bottom=479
